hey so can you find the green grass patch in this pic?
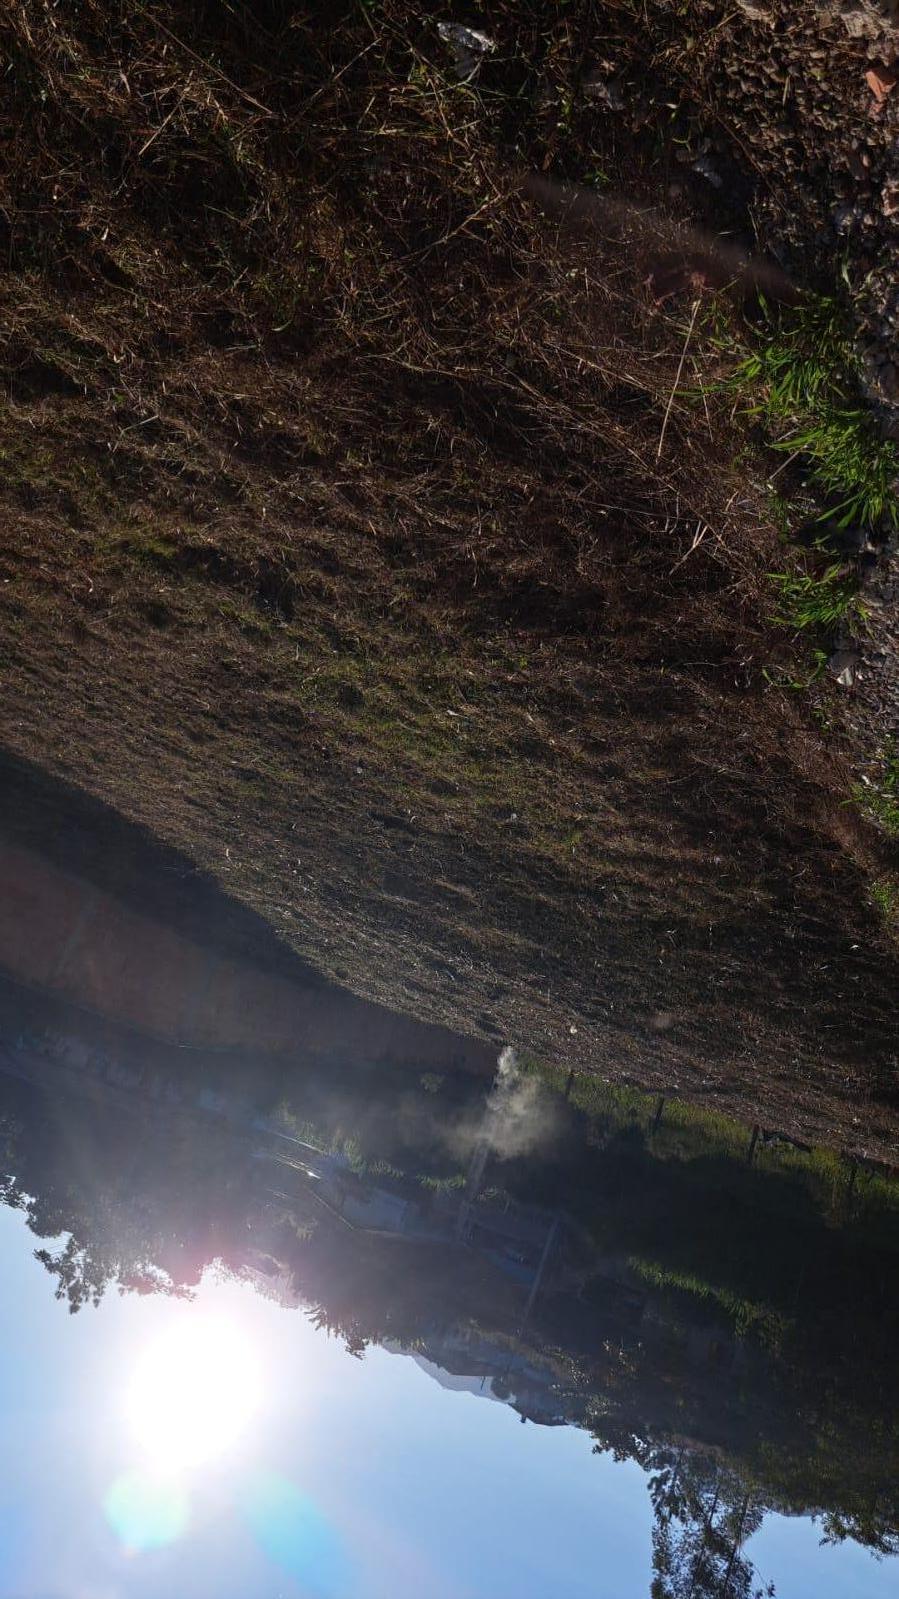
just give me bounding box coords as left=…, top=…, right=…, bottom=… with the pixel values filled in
left=112, top=530, right=178, bottom=567
left=218, top=598, right=274, bottom=639
left=628, top=1256, right=788, bottom=1350
left=728, top=295, right=899, bottom=532
left=527, top=1058, right=899, bottom=1223
left=871, top=878, right=899, bottom=923
left=733, top=294, right=854, bottom=413
left=774, top=409, right=899, bottom=531
left=768, top=564, right=864, bottom=631
left=852, top=744, right=899, bottom=839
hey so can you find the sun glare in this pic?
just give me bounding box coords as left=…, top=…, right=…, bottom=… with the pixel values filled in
left=125, top=1315, right=261, bottom=1473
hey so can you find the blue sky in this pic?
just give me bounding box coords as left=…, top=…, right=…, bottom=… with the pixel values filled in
left=0, top=1204, right=893, bottom=1599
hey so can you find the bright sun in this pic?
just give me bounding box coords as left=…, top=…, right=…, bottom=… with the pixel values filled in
left=125, top=1315, right=261, bottom=1474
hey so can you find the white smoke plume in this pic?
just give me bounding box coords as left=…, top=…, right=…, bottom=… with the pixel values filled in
left=480, top=1046, right=557, bottom=1160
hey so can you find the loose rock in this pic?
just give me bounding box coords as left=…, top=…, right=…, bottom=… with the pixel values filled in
left=819, top=0, right=899, bottom=39
left=436, top=22, right=495, bottom=82
left=882, top=176, right=899, bottom=215
left=736, top=0, right=775, bottom=18
left=866, top=63, right=898, bottom=98
left=828, top=648, right=861, bottom=687
left=584, top=74, right=626, bottom=110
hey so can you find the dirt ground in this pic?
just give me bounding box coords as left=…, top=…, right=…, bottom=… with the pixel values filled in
left=1, top=1, right=898, bottom=1159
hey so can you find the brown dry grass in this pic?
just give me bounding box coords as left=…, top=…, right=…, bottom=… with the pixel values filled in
left=0, top=1, right=898, bottom=1158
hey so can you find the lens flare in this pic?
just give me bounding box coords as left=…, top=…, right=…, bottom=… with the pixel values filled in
left=243, top=1472, right=349, bottom=1598
left=104, top=1468, right=189, bottom=1552
left=125, top=1314, right=260, bottom=1473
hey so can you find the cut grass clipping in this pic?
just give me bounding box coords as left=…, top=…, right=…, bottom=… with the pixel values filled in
left=730, top=295, right=899, bottom=532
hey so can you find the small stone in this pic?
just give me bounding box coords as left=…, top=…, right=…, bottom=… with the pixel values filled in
left=692, top=153, right=723, bottom=187
left=883, top=177, right=899, bottom=215
left=828, top=648, right=860, bottom=687
left=867, top=63, right=898, bottom=96
left=834, top=522, right=873, bottom=552
left=584, top=74, right=625, bottom=110
left=533, top=79, right=558, bottom=112
left=736, top=0, right=774, bottom=17
left=436, top=21, right=495, bottom=81
left=833, top=202, right=861, bottom=231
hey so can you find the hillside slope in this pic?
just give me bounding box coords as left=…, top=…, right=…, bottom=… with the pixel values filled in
left=1, top=0, right=898, bottom=1157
